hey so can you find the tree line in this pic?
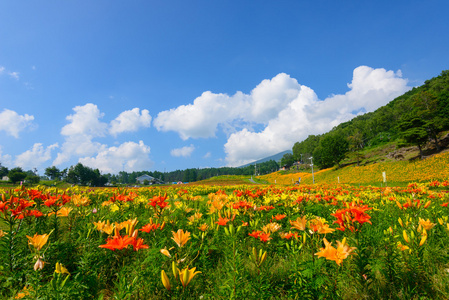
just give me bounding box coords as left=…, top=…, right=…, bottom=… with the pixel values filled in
left=287, top=70, right=449, bottom=169
left=0, top=160, right=280, bottom=186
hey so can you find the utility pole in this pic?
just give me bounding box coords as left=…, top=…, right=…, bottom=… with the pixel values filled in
left=310, top=157, right=315, bottom=184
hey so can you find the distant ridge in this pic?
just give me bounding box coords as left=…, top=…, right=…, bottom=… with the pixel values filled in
left=238, top=150, right=292, bottom=168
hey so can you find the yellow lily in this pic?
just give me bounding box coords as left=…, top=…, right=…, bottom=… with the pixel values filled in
left=160, top=248, right=171, bottom=258
left=55, top=262, right=70, bottom=275
left=161, top=270, right=171, bottom=291
left=403, top=230, right=410, bottom=244
left=178, top=267, right=201, bottom=288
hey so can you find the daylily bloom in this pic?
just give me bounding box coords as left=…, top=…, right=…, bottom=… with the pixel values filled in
left=178, top=267, right=201, bottom=288
left=418, top=218, right=435, bottom=230
left=248, top=230, right=262, bottom=239
left=290, top=216, right=307, bottom=231
left=309, top=217, right=335, bottom=234
left=140, top=222, right=163, bottom=233
left=27, top=233, right=50, bottom=251
left=55, top=262, right=70, bottom=275
left=131, top=237, right=149, bottom=251
left=99, top=235, right=135, bottom=251
left=397, top=242, right=410, bottom=251
left=71, top=194, right=90, bottom=206
left=315, top=238, right=356, bottom=265
left=57, top=207, right=72, bottom=217
left=93, top=220, right=115, bottom=235
left=198, top=223, right=209, bottom=231
left=161, top=270, right=171, bottom=291
left=273, top=214, right=286, bottom=221
left=34, top=257, right=45, bottom=271
left=171, top=229, right=190, bottom=248
left=216, top=217, right=230, bottom=226
left=262, top=222, right=281, bottom=233
left=258, top=232, right=272, bottom=242
left=279, top=231, right=297, bottom=239
left=160, top=248, right=171, bottom=257
left=15, top=286, right=32, bottom=299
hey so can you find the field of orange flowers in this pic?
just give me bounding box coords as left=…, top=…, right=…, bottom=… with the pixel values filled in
left=1, top=181, right=449, bottom=299
left=258, top=151, right=449, bottom=185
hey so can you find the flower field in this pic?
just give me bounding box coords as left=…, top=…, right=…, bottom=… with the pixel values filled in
left=1, top=181, right=449, bottom=299
left=258, top=151, right=449, bottom=185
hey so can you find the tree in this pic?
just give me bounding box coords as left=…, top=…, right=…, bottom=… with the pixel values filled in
left=412, top=91, right=446, bottom=151
left=292, top=135, right=321, bottom=162
left=45, top=166, right=61, bottom=180
left=8, top=167, right=27, bottom=184
left=347, top=130, right=365, bottom=166
left=314, top=132, right=348, bottom=169
left=0, top=165, right=9, bottom=178
left=25, top=170, right=40, bottom=184
left=280, top=153, right=295, bottom=168
left=397, top=114, right=428, bottom=159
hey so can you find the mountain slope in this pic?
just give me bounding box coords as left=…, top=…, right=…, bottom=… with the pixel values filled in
left=238, top=150, right=292, bottom=168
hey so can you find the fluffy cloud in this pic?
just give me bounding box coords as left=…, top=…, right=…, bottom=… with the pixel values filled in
left=61, top=103, right=108, bottom=137
left=154, top=91, right=249, bottom=140
left=109, top=108, right=152, bottom=136
left=0, top=146, right=13, bottom=168
left=53, top=104, right=154, bottom=171
left=79, top=141, right=152, bottom=173
left=0, top=109, right=35, bottom=138
left=170, top=145, right=195, bottom=157
left=224, top=66, right=409, bottom=166
left=54, top=104, right=108, bottom=166
left=15, top=143, right=58, bottom=170
left=153, top=66, right=410, bottom=167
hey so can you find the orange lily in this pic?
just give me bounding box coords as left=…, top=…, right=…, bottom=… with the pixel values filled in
left=57, top=207, right=72, bottom=217
left=171, top=229, right=191, bottom=247
left=99, top=235, right=134, bottom=251
left=315, top=238, right=356, bottom=265
left=27, top=233, right=50, bottom=251
left=418, top=218, right=435, bottom=230
left=290, top=216, right=307, bottom=231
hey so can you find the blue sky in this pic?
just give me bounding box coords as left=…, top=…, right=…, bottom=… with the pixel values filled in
left=0, top=1, right=448, bottom=175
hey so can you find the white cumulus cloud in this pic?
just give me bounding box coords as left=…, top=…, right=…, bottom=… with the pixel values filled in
left=79, top=140, right=152, bottom=173
left=61, top=103, right=108, bottom=137
left=224, top=66, right=410, bottom=166
left=54, top=103, right=108, bottom=166
left=170, top=145, right=195, bottom=157
left=0, top=146, right=13, bottom=168
left=54, top=104, right=154, bottom=172
left=109, top=108, right=152, bottom=136
left=153, top=66, right=411, bottom=167
left=15, top=143, right=59, bottom=170
left=154, top=91, right=250, bottom=140
left=0, top=109, right=35, bottom=138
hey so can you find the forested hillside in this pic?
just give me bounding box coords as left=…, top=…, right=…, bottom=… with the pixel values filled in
left=292, top=70, right=449, bottom=168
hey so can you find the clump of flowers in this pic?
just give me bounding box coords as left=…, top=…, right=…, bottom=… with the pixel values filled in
left=315, top=237, right=356, bottom=265
left=332, top=203, right=372, bottom=232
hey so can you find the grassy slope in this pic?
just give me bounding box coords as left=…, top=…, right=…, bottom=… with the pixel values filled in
left=258, top=148, right=449, bottom=186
